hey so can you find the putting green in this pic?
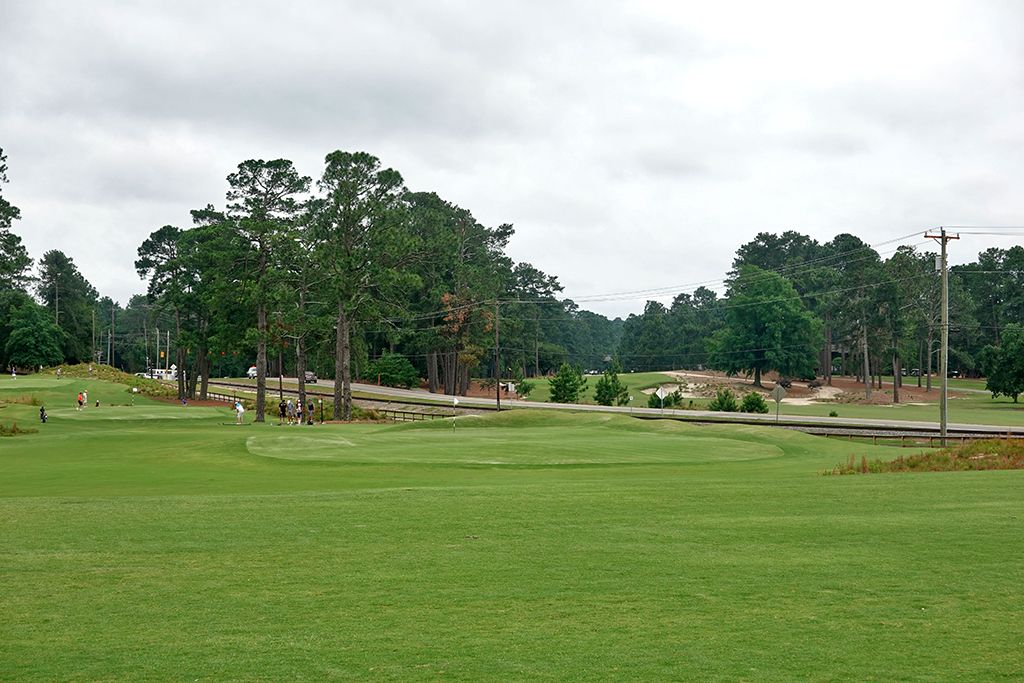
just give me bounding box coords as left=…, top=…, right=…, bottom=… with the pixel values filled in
left=246, top=433, right=357, bottom=460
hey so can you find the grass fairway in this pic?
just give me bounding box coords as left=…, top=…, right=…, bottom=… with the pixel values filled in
left=2, top=378, right=1023, bottom=680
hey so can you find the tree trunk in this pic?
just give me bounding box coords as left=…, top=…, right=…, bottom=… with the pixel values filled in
left=255, top=304, right=267, bottom=422
left=340, top=308, right=352, bottom=421
left=892, top=347, right=900, bottom=404
left=825, top=322, right=833, bottom=386
left=534, top=325, right=541, bottom=378
left=441, top=350, right=457, bottom=396
left=296, top=334, right=306, bottom=421
left=753, top=366, right=762, bottom=388
left=199, top=345, right=209, bottom=400
left=862, top=324, right=872, bottom=399
left=334, top=303, right=344, bottom=420
left=921, top=339, right=929, bottom=387
left=427, top=351, right=439, bottom=393
left=926, top=332, right=934, bottom=392
left=175, top=309, right=186, bottom=401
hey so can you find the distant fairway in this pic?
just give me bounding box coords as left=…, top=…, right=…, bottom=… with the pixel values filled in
left=2, top=378, right=1022, bottom=680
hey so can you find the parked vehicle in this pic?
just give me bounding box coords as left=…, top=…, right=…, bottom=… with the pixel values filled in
left=247, top=366, right=258, bottom=379
left=304, top=371, right=318, bottom=384
left=144, top=368, right=177, bottom=381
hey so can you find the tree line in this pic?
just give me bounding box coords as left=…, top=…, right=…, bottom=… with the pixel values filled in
left=0, top=149, right=622, bottom=420
left=2, top=146, right=1022, bottom=413
left=618, top=230, right=1024, bottom=400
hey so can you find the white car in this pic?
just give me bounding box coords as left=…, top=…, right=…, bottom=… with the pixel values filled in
left=246, top=366, right=258, bottom=379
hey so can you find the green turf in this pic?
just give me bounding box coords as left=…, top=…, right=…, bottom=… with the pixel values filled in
left=2, top=378, right=1022, bottom=680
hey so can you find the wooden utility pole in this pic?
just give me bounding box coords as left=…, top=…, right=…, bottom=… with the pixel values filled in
left=926, top=227, right=959, bottom=446
left=494, top=301, right=501, bottom=412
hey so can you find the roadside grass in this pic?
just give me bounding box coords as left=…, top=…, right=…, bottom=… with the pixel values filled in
left=2, top=378, right=1023, bottom=679
left=779, top=390, right=1024, bottom=426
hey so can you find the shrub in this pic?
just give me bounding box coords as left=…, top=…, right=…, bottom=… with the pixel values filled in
left=740, top=391, right=769, bottom=414
left=365, top=353, right=420, bottom=389
left=648, top=387, right=685, bottom=409
left=829, top=410, right=839, bottom=417
left=594, top=367, right=629, bottom=406
left=515, top=378, right=534, bottom=399
left=548, top=363, right=587, bottom=404
left=708, top=388, right=739, bottom=412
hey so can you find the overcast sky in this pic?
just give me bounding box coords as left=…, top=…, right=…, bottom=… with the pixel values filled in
left=2, top=0, right=1023, bottom=318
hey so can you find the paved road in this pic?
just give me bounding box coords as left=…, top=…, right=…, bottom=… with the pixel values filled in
left=211, top=378, right=1024, bottom=435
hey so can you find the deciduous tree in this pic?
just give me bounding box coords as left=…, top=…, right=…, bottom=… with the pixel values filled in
left=711, top=265, right=822, bottom=387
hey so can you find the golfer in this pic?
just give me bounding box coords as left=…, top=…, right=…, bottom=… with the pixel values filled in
left=234, top=401, right=245, bottom=425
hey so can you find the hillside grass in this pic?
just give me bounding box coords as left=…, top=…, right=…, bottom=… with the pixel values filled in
left=3, top=377, right=1022, bottom=680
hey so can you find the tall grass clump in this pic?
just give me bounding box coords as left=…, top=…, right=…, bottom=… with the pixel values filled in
left=825, top=439, right=1024, bottom=474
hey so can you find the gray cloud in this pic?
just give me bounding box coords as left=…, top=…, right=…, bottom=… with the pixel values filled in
left=2, top=0, right=1024, bottom=318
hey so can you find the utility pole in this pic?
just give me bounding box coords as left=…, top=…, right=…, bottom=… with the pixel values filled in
left=494, top=300, right=501, bottom=412
left=926, top=227, right=959, bottom=446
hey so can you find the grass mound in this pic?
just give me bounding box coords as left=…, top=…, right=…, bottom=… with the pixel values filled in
left=49, top=364, right=177, bottom=399
left=827, top=438, right=1024, bottom=474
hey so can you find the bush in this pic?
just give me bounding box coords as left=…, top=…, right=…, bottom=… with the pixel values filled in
left=829, top=410, right=839, bottom=417
left=708, top=388, right=739, bottom=412
left=515, top=378, right=534, bottom=399
left=548, top=363, right=587, bottom=403
left=365, top=353, right=420, bottom=389
left=740, top=391, right=769, bottom=414
left=648, top=386, right=685, bottom=409
left=594, top=367, right=629, bottom=406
